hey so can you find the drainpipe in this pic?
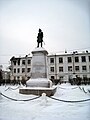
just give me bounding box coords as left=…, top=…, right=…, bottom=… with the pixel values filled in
left=25, top=55, right=28, bottom=79
left=55, top=54, right=57, bottom=79
left=72, top=52, right=76, bottom=79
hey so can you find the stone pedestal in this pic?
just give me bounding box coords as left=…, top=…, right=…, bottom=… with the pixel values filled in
left=26, top=47, right=52, bottom=88
left=31, top=47, right=48, bottom=79
left=19, top=87, right=57, bottom=96
left=19, top=47, right=56, bottom=96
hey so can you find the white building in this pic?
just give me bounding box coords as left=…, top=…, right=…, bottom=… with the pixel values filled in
left=9, top=51, right=90, bottom=83
left=10, top=56, right=32, bottom=81
left=48, top=51, right=90, bottom=83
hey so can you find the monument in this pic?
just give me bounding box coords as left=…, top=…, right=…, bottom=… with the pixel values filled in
left=19, top=29, right=56, bottom=96
left=37, top=28, right=43, bottom=47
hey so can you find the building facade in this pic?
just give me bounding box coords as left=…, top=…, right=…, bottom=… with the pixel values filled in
left=9, top=51, right=90, bottom=83
left=48, top=51, right=90, bottom=83
left=10, top=56, right=32, bottom=81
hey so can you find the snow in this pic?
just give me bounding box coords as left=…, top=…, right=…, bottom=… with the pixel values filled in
left=32, top=47, right=47, bottom=52
left=0, top=83, right=90, bottom=120
left=20, top=86, right=56, bottom=90
left=26, top=78, right=52, bottom=87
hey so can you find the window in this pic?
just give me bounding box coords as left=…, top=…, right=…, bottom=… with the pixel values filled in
left=59, top=67, right=63, bottom=72
left=50, top=58, right=54, bottom=63
left=59, top=76, right=63, bottom=80
left=68, top=66, right=72, bottom=71
left=13, top=61, right=16, bottom=65
left=59, top=57, right=63, bottom=63
left=82, top=66, right=87, bottom=71
left=28, top=60, right=31, bottom=64
left=22, top=68, right=25, bottom=73
left=75, top=66, right=79, bottom=71
left=81, top=56, right=86, bottom=62
left=17, top=76, right=19, bottom=80
left=14, top=68, right=16, bottom=73
left=67, top=57, right=72, bottom=63
left=50, top=67, right=54, bottom=72
left=83, top=75, right=87, bottom=79
left=89, top=56, right=90, bottom=62
left=22, top=60, right=25, bottom=65
left=27, top=68, right=31, bottom=72
left=18, top=60, right=20, bottom=65
left=17, top=68, right=20, bottom=73
left=75, top=56, right=79, bottom=62
left=51, top=76, right=54, bottom=80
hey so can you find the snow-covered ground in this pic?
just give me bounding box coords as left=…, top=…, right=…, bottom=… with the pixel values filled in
left=0, top=83, right=90, bottom=120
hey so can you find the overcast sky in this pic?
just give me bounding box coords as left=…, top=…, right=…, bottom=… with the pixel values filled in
left=0, top=0, right=90, bottom=70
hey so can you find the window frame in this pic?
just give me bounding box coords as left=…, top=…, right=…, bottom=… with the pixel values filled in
left=22, top=60, right=25, bottom=65
left=28, top=59, right=31, bottom=65
left=27, top=68, right=31, bottom=72
left=75, top=56, right=79, bottom=62
left=50, top=58, right=54, bottom=64
left=75, top=66, right=79, bottom=71
left=14, top=68, right=16, bottom=73
left=67, top=57, right=72, bottom=63
left=68, top=66, right=72, bottom=71
left=82, top=66, right=87, bottom=71
left=59, top=66, right=63, bottom=72
left=50, top=67, right=54, bottom=72
left=22, top=68, right=25, bottom=73
left=59, top=57, right=63, bottom=63
left=13, top=61, right=16, bottom=66
left=81, top=56, right=86, bottom=62
left=17, top=68, right=20, bottom=73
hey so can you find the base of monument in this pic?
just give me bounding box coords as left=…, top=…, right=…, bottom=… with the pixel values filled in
left=26, top=78, right=52, bottom=88
left=19, top=87, right=57, bottom=96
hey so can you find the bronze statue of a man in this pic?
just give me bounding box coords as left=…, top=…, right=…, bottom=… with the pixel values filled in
left=37, top=29, right=43, bottom=47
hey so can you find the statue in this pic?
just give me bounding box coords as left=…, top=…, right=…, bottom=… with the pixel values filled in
left=37, top=29, right=43, bottom=47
